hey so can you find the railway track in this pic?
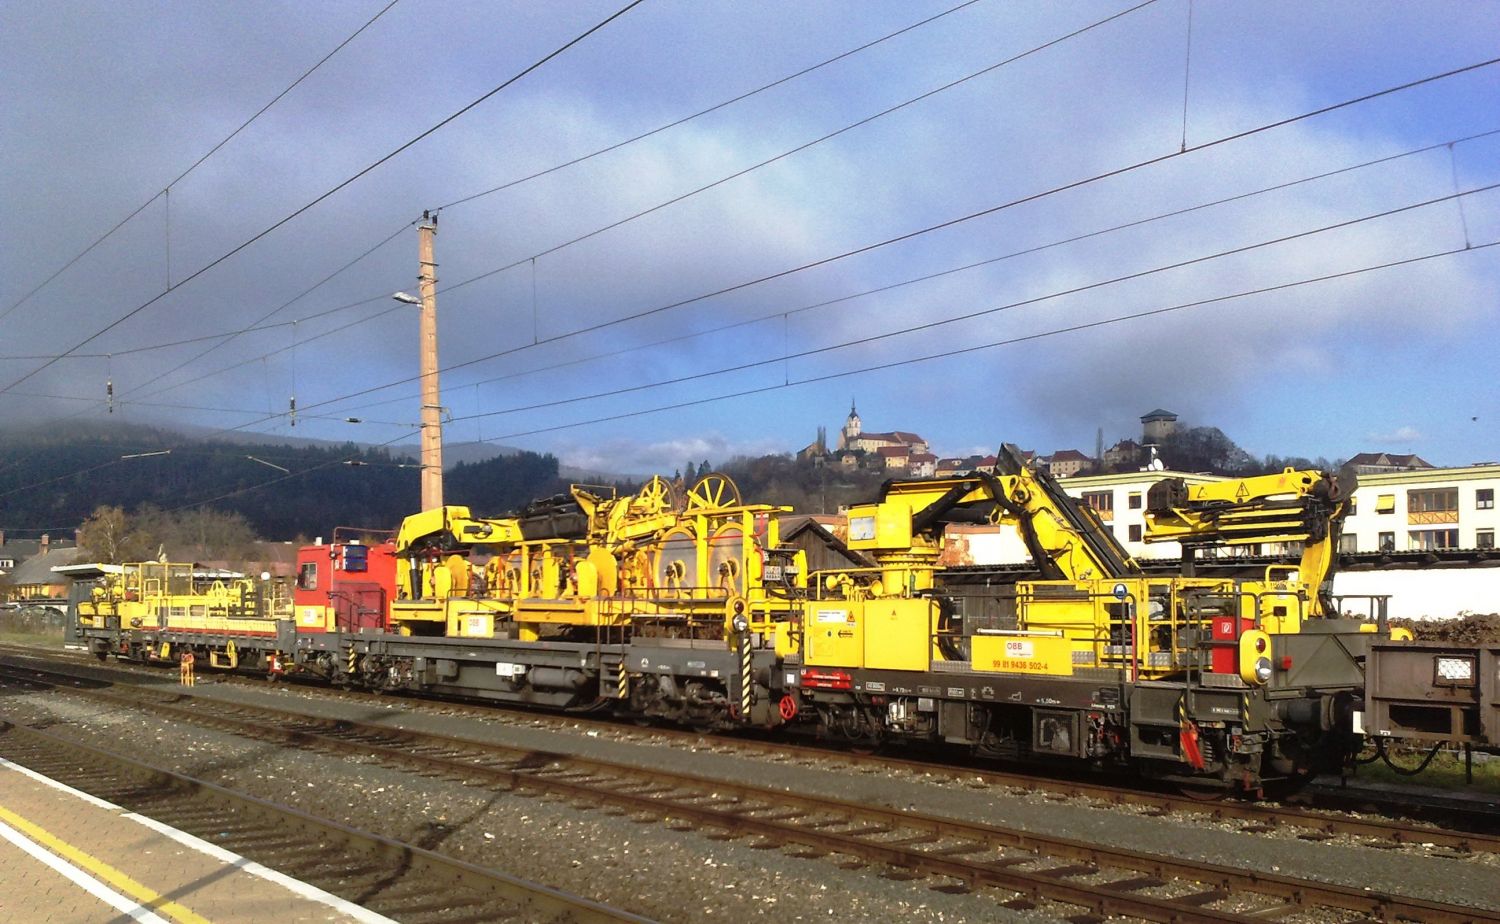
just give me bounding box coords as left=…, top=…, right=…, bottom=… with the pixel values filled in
left=5, top=642, right=1494, bottom=854
left=0, top=718, right=647, bottom=924
left=5, top=660, right=1497, bottom=924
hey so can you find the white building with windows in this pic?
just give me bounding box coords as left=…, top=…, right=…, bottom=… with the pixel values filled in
left=1339, top=463, right=1499, bottom=553
left=935, top=461, right=1500, bottom=619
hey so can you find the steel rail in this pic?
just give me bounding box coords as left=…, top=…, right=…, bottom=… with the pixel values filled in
left=6, top=663, right=1495, bottom=924
left=5, top=643, right=1494, bottom=852
left=0, top=717, right=649, bottom=924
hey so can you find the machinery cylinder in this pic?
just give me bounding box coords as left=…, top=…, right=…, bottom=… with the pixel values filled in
left=529, top=667, right=589, bottom=690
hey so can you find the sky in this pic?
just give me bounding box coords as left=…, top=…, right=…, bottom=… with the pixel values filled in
left=2, top=0, right=1497, bottom=478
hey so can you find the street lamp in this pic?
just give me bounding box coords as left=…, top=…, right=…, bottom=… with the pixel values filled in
left=392, top=291, right=420, bottom=305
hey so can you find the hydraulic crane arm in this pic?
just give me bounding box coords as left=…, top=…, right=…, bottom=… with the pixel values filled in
left=847, top=444, right=1141, bottom=583
left=1143, top=466, right=1357, bottom=614
left=993, top=443, right=1140, bottom=580
left=394, top=505, right=526, bottom=555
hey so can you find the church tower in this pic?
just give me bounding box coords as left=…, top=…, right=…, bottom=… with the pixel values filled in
left=839, top=399, right=862, bottom=451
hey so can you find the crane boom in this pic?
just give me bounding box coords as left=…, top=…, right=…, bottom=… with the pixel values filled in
left=1143, top=466, right=1357, bottom=616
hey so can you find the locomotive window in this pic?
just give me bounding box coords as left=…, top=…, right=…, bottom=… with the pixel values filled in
left=341, top=544, right=369, bottom=572
left=297, top=562, right=318, bottom=590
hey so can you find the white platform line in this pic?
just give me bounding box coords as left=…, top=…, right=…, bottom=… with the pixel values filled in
left=0, top=757, right=396, bottom=924
left=0, top=818, right=172, bottom=924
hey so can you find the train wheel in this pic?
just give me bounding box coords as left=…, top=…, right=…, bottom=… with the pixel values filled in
left=1259, top=768, right=1316, bottom=801
left=1174, top=784, right=1233, bottom=802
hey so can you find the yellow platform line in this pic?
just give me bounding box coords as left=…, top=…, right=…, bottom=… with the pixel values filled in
left=0, top=803, right=212, bottom=924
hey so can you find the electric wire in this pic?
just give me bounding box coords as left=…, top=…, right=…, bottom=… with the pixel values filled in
left=444, top=184, right=1497, bottom=423
left=92, top=1, right=981, bottom=404
left=437, top=0, right=1161, bottom=293
left=0, top=0, right=402, bottom=326
left=330, top=127, right=1500, bottom=418
left=61, top=170, right=1494, bottom=432
left=435, top=0, right=985, bottom=211
left=102, top=54, right=1500, bottom=419
left=158, top=427, right=424, bottom=514
left=124, top=223, right=410, bottom=397
left=280, top=57, right=1500, bottom=420
left=0, top=0, right=645, bottom=398
left=14, top=48, right=1496, bottom=465
left=472, top=240, right=1498, bottom=443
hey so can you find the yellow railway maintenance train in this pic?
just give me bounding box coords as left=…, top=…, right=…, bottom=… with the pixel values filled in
left=73, top=446, right=1497, bottom=795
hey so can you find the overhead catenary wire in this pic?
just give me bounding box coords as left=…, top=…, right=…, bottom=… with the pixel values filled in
left=58, top=242, right=1496, bottom=515
left=157, top=427, right=425, bottom=514
left=471, top=240, right=1498, bottom=444
left=122, top=223, right=411, bottom=398
left=95, top=1, right=982, bottom=404
left=435, top=0, right=1162, bottom=297
left=277, top=57, right=1500, bottom=421
left=99, top=41, right=1500, bottom=424
left=105, top=0, right=1136, bottom=412
left=0, top=418, right=422, bottom=503
left=28, top=50, right=1497, bottom=451
left=329, top=126, right=1500, bottom=418
left=0, top=0, right=403, bottom=326
left=54, top=173, right=1495, bottom=432
left=443, top=183, right=1498, bottom=424
left=435, top=0, right=986, bottom=211
left=0, top=0, right=645, bottom=399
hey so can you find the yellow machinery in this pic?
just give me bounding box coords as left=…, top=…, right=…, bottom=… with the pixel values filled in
left=808, top=445, right=1303, bottom=682
left=1142, top=467, right=1355, bottom=632
left=391, top=473, right=808, bottom=650
left=75, top=562, right=285, bottom=668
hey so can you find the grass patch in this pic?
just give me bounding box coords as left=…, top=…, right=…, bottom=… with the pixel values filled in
left=1348, top=745, right=1500, bottom=793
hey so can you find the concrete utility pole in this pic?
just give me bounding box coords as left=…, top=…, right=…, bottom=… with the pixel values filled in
left=417, top=212, right=443, bottom=510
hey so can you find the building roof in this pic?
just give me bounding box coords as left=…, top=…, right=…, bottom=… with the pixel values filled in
left=1141, top=408, right=1178, bottom=421
left=1049, top=449, right=1092, bottom=463
left=0, top=536, right=76, bottom=559
left=1342, top=461, right=1500, bottom=486
left=935, top=457, right=967, bottom=468
left=5, top=547, right=82, bottom=586
left=1346, top=452, right=1434, bottom=469
left=909, top=452, right=937, bottom=464
left=875, top=446, right=910, bottom=458
left=860, top=430, right=924, bottom=446
left=779, top=516, right=874, bottom=569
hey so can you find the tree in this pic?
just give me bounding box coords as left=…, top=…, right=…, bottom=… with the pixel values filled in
left=157, top=507, right=257, bottom=559
left=1157, top=427, right=1256, bottom=475
left=77, top=505, right=156, bottom=564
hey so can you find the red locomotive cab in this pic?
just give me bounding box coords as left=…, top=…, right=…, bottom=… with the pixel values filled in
left=294, top=536, right=397, bottom=633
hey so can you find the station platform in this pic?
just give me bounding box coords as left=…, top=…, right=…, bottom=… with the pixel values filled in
left=0, top=757, right=391, bottom=923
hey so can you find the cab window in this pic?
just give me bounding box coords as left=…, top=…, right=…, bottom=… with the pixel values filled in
left=297, top=562, right=318, bottom=590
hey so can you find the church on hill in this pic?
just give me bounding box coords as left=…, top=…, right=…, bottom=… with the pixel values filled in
left=835, top=400, right=928, bottom=455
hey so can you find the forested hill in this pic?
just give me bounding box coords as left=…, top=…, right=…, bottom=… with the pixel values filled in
left=0, top=423, right=567, bottom=539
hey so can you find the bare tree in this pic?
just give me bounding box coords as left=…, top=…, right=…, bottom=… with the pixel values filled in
left=77, top=505, right=156, bottom=563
